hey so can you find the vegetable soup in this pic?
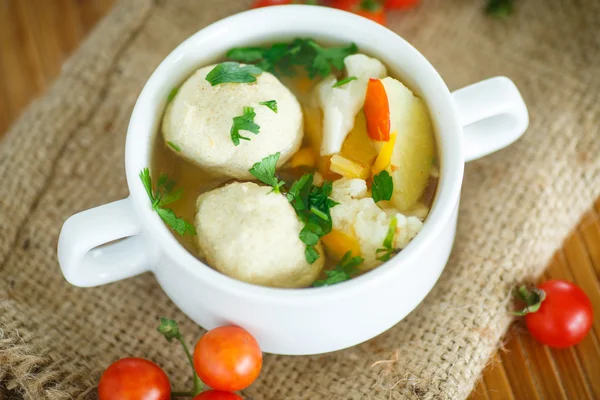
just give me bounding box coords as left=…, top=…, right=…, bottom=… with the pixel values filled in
left=147, top=39, right=438, bottom=288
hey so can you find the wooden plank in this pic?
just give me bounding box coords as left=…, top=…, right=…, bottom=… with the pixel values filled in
left=518, top=330, right=567, bottom=400
left=499, top=334, right=542, bottom=400
left=579, top=211, right=600, bottom=280
left=20, top=0, right=64, bottom=83
left=0, top=0, right=46, bottom=122
left=562, top=235, right=600, bottom=399
left=76, top=0, right=116, bottom=36
left=563, top=233, right=600, bottom=343
left=469, top=378, right=490, bottom=400
left=481, top=352, right=515, bottom=400
left=544, top=254, right=595, bottom=399
left=51, top=0, right=86, bottom=55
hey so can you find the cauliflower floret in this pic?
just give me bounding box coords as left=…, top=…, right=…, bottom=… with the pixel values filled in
left=329, top=179, right=423, bottom=270
left=317, top=54, right=387, bottom=156
left=330, top=178, right=368, bottom=200
left=195, top=182, right=324, bottom=288
left=393, top=213, right=424, bottom=249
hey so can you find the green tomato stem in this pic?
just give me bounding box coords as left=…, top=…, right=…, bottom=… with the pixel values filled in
left=171, top=390, right=195, bottom=398
left=177, top=336, right=205, bottom=395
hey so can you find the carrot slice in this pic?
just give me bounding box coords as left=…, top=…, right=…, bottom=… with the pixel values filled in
left=363, top=78, right=390, bottom=142
left=322, top=229, right=362, bottom=259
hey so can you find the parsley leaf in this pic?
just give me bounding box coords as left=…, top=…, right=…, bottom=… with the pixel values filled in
left=226, top=48, right=266, bottom=63
left=167, top=141, right=181, bottom=152
left=486, top=0, right=514, bottom=18
left=249, top=153, right=285, bottom=193
left=376, top=216, right=397, bottom=262
left=227, top=38, right=358, bottom=79
left=167, top=87, right=179, bottom=103
left=288, top=176, right=339, bottom=264
left=333, top=76, right=358, bottom=88
left=139, top=169, right=196, bottom=236
left=305, top=246, right=320, bottom=264
left=231, top=106, right=260, bottom=146
left=287, top=173, right=313, bottom=213
left=307, top=40, right=358, bottom=78
left=205, top=62, right=262, bottom=86
left=372, top=170, right=393, bottom=202
left=259, top=100, right=278, bottom=113
left=313, top=251, right=364, bottom=287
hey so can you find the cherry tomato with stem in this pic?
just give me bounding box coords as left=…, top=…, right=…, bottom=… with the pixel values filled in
left=384, top=0, right=419, bottom=9
left=514, top=280, right=593, bottom=348
left=330, top=0, right=387, bottom=25
left=193, top=326, right=262, bottom=392
left=98, top=357, right=171, bottom=400
left=193, top=391, right=244, bottom=400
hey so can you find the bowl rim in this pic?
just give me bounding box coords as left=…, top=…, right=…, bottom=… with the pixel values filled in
left=125, top=5, right=464, bottom=304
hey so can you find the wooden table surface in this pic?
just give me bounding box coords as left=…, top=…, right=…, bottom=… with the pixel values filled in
left=1, top=1, right=598, bottom=399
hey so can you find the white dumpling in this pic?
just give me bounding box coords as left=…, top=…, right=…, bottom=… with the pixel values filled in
left=195, top=182, right=325, bottom=288
left=163, top=65, right=303, bottom=179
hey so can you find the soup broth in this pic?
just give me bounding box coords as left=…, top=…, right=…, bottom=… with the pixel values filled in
left=151, top=45, right=438, bottom=284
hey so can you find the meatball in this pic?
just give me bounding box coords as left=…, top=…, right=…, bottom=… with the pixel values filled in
left=195, top=182, right=325, bottom=288
left=163, top=64, right=303, bottom=179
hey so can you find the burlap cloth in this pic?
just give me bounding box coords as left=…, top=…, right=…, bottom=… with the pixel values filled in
left=0, top=0, right=598, bottom=399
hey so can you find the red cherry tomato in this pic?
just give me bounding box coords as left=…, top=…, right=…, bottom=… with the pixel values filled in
left=98, top=358, right=170, bottom=400
left=330, top=0, right=387, bottom=25
left=384, top=0, right=419, bottom=9
left=193, top=326, right=262, bottom=392
left=522, top=280, right=593, bottom=348
left=251, top=0, right=293, bottom=8
left=193, top=391, right=244, bottom=400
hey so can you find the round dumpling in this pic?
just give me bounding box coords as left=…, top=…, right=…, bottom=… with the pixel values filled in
left=195, top=182, right=324, bottom=288
left=163, top=64, right=303, bottom=179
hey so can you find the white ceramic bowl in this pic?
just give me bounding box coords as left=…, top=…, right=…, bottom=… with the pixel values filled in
left=58, top=5, right=528, bottom=355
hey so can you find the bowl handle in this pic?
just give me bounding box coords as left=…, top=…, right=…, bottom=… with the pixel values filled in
left=452, top=76, right=529, bottom=162
left=57, top=197, right=153, bottom=287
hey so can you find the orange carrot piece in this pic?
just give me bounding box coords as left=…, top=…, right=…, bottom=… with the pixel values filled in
left=363, top=78, right=390, bottom=142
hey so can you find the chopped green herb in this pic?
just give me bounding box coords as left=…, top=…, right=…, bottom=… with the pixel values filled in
left=308, top=40, right=358, bottom=78
left=332, top=76, right=358, bottom=88
left=313, top=251, right=364, bottom=287
left=288, top=176, right=339, bottom=264
left=231, top=106, right=260, bottom=146
left=372, top=170, right=393, bottom=202
left=227, top=38, right=358, bottom=79
left=376, top=216, right=397, bottom=262
left=205, top=62, right=262, bottom=86
left=305, top=246, right=321, bottom=264
left=310, top=206, right=329, bottom=221
left=486, top=0, right=514, bottom=18
left=167, top=141, right=181, bottom=152
left=259, top=100, right=278, bottom=113
left=299, top=222, right=323, bottom=246
left=249, top=152, right=285, bottom=194
left=167, top=87, right=179, bottom=103
left=287, top=173, right=313, bottom=213
left=139, top=169, right=196, bottom=236
left=226, top=48, right=266, bottom=63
